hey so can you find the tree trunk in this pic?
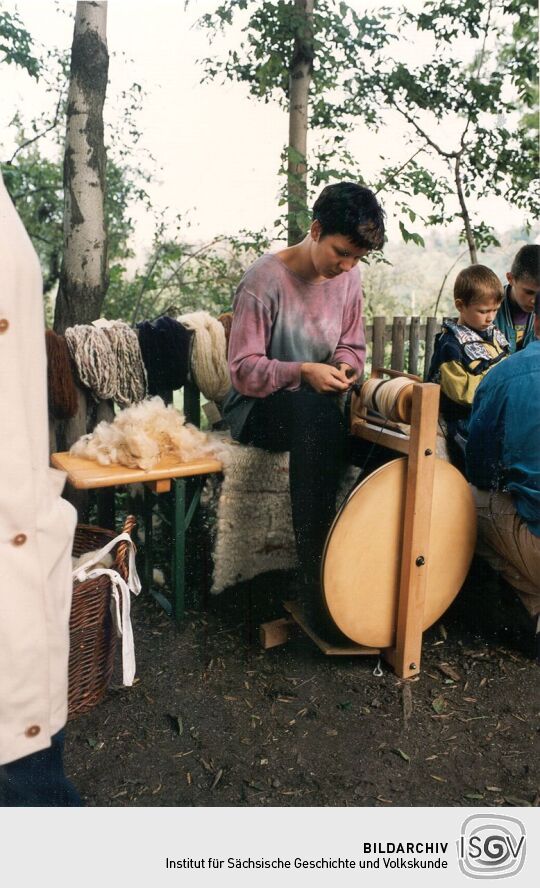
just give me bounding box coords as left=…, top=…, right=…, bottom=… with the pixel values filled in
left=54, top=1, right=109, bottom=333
left=454, top=155, right=477, bottom=265
left=287, top=0, right=314, bottom=246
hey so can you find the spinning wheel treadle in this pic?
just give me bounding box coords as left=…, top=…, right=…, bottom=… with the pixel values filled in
left=322, top=457, right=476, bottom=648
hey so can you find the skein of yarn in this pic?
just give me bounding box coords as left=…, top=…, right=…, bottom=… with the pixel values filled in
left=45, top=330, right=79, bottom=419
left=217, top=312, right=233, bottom=358
left=177, top=310, right=231, bottom=403
left=65, top=320, right=148, bottom=407
left=360, top=376, right=414, bottom=423
left=100, top=320, right=148, bottom=407
left=136, top=315, right=193, bottom=395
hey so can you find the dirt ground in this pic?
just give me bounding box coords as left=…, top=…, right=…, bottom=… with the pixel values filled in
left=65, top=556, right=539, bottom=808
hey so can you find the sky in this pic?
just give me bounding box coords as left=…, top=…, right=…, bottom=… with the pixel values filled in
left=1, top=0, right=535, bottom=259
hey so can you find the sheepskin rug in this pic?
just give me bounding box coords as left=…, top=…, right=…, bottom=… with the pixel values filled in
left=207, top=446, right=297, bottom=594
left=70, top=396, right=228, bottom=471
left=207, top=447, right=359, bottom=594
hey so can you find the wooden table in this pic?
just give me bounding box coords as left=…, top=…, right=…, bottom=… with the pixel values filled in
left=52, top=452, right=223, bottom=623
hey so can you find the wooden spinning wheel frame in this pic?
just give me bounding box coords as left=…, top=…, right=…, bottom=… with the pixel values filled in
left=260, top=370, right=477, bottom=679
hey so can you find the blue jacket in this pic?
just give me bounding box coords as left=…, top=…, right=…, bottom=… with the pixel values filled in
left=466, top=340, right=540, bottom=536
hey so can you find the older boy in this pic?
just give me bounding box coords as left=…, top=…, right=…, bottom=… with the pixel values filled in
left=467, top=293, right=540, bottom=658
left=428, top=265, right=509, bottom=467
left=223, top=182, right=385, bottom=601
left=496, top=244, right=540, bottom=352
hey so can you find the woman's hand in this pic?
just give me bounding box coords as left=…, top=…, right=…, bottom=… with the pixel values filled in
left=335, top=361, right=358, bottom=382
left=300, top=362, right=352, bottom=393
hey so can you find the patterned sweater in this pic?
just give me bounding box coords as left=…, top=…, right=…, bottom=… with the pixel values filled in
left=428, top=319, right=509, bottom=426
left=222, top=253, right=365, bottom=438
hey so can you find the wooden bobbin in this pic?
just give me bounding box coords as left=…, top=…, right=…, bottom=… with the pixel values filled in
left=360, top=377, right=415, bottom=424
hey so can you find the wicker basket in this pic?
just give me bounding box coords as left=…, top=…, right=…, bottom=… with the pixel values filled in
left=68, top=514, right=136, bottom=719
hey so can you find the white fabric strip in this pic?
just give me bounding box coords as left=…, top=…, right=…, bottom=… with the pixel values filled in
left=72, top=532, right=142, bottom=686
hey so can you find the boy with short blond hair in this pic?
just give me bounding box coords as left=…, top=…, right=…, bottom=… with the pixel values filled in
left=496, top=244, right=540, bottom=352
left=428, top=264, right=510, bottom=467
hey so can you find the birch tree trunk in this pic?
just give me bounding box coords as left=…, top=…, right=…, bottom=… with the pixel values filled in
left=54, top=1, right=109, bottom=333
left=287, top=0, right=314, bottom=246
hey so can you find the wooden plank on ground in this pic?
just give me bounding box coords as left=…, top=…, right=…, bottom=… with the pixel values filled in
left=283, top=601, right=379, bottom=656
left=259, top=617, right=294, bottom=649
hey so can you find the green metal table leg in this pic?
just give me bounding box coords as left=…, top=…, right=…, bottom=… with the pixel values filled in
left=143, top=485, right=154, bottom=594
left=97, top=486, right=116, bottom=529
left=172, top=478, right=187, bottom=624
left=143, top=484, right=173, bottom=617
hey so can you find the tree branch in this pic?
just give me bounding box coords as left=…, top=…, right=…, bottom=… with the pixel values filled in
left=433, top=248, right=469, bottom=315
left=459, top=0, right=494, bottom=149
left=130, top=247, right=165, bottom=326
left=8, top=92, right=64, bottom=164
left=455, top=156, right=477, bottom=263
left=390, top=99, right=458, bottom=159
left=374, top=146, right=426, bottom=193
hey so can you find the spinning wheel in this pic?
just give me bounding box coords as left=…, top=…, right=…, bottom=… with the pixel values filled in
left=260, top=369, right=477, bottom=679
left=322, top=457, right=476, bottom=648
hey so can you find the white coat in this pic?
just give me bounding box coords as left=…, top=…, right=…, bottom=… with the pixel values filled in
left=0, top=173, right=77, bottom=765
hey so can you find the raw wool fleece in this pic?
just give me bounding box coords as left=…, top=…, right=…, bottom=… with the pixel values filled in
left=207, top=448, right=359, bottom=594
left=177, top=310, right=230, bottom=403
left=70, top=396, right=228, bottom=471
left=65, top=319, right=148, bottom=407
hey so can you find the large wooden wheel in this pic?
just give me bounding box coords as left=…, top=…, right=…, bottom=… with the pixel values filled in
left=321, top=457, right=476, bottom=648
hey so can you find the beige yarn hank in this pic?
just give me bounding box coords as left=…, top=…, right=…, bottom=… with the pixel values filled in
left=177, top=310, right=230, bottom=403
left=65, top=320, right=147, bottom=406
left=101, top=321, right=148, bottom=407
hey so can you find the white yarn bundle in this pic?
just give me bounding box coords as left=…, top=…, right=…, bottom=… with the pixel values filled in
left=65, top=319, right=148, bottom=406
left=71, top=396, right=231, bottom=471
left=177, top=310, right=230, bottom=402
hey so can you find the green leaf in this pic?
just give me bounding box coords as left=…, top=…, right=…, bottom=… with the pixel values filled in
left=393, top=748, right=410, bottom=762
left=432, top=695, right=446, bottom=714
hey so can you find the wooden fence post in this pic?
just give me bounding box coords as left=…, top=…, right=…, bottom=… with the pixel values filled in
left=372, top=316, right=386, bottom=370
left=390, top=316, right=406, bottom=371
left=424, top=317, right=439, bottom=380
left=408, top=316, right=421, bottom=375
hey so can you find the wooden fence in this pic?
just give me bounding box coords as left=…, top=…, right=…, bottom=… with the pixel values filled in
left=363, top=316, right=441, bottom=379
